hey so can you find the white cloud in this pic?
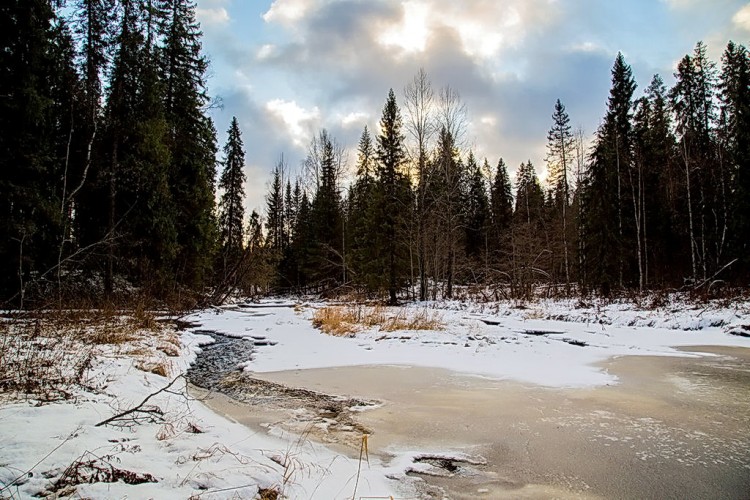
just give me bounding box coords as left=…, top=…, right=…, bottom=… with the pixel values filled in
left=340, top=111, right=370, bottom=128
left=262, top=0, right=326, bottom=25
left=265, top=99, right=321, bottom=148
left=257, top=44, right=277, bottom=60
left=378, top=1, right=430, bottom=54
left=733, top=4, right=750, bottom=31
left=196, top=7, right=230, bottom=26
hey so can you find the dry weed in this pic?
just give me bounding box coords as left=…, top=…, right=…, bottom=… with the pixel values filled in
left=136, top=358, right=172, bottom=378
left=257, top=487, right=280, bottom=500
left=311, top=307, right=360, bottom=336
left=312, top=305, right=443, bottom=336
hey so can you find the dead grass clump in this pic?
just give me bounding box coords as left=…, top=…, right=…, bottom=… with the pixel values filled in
left=311, top=306, right=360, bottom=336
left=312, top=305, right=444, bottom=336
left=136, top=359, right=172, bottom=378
left=46, top=451, right=157, bottom=495
left=157, top=343, right=180, bottom=357
left=381, top=308, right=444, bottom=332
left=257, top=487, right=280, bottom=500
left=88, top=325, right=137, bottom=345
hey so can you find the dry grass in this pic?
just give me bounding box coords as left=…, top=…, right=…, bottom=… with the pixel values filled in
left=136, top=358, right=172, bottom=378
left=0, top=308, right=178, bottom=402
left=312, top=305, right=443, bottom=336
left=257, top=487, right=280, bottom=500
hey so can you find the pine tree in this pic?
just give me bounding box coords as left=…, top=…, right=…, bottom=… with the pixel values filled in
left=546, top=99, right=575, bottom=289
left=348, top=126, right=379, bottom=290
left=218, top=117, right=246, bottom=274
left=464, top=152, right=489, bottom=263
left=512, top=161, right=545, bottom=297
left=309, top=130, right=344, bottom=285
left=670, top=42, right=722, bottom=282
left=265, top=162, right=284, bottom=252
left=159, top=0, right=218, bottom=289
left=0, top=1, right=76, bottom=304
left=489, top=158, right=513, bottom=259
left=375, top=89, right=411, bottom=304
left=581, top=53, right=637, bottom=294
left=720, top=42, right=750, bottom=279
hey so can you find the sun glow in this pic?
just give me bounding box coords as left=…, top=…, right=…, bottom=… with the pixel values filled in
left=378, top=1, right=430, bottom=54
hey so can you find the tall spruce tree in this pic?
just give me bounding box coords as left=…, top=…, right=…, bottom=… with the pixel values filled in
left=719, top=42, right=750, bottom=279
left=159, top=0, right=218, bottom=289
left=546, top=99, right=575, bottom=289
left=670, top=42, right=721, bottom=282
left=464, top=152, right=489, bottom=263
left=309, top=130, right=344, bottom=285
left=375, top=89, right=411, bottom=303
left=512, top=161, right=545, bottom=297
left=218, top=117, right=246, bottom=275
left=0, top=1, right=73, bottom=305
left=581, top=53, right=637, bottom=294
left=489, top=158, right=514, bottom=264
left=348, top=126, right=379, bottom=290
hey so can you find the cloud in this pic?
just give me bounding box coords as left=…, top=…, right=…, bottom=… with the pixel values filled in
left=265, top=99, right=322, bottom=149
left=202, top=0, right=744, bottom=213
left=196, top=7, right=230, bottom=26
left=733, top=4, right=750, bottom=31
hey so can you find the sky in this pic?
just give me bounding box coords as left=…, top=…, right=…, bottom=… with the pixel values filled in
left=195, top=0, right=750, bottom=215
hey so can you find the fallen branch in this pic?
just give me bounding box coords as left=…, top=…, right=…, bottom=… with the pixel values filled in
left=95, top=375, right=185, bottom=427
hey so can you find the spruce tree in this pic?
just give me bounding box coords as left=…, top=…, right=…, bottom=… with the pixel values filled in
left=0, top=1, right=74, bottom=304
left=546, top=99, right=575, bottom=288
left=265, top=163, right=285, bottom=252
left=581, top=53, right=637, bottom=294
left=159, top=0, right=218, bottom=289
left=490, top=158, right=513, bottom=257
left=670, top=42, right=722, bottom=281
left=218, top=117, right=246, bottom=274
left=348, top=126, right=379, bottom=290
left=720, top=42, right=750, bottom=279
left=307, top=130, right=343, bottom=285
left=464, top=152, right=489, bottom=262
left=375, top=89, right=411, bottom=304
left=512, top=161, right=545, bottom=297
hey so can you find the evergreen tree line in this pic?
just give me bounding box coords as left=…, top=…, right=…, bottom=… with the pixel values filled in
left=3, top=2, right=748, bottom=307
left=259, top=43, right=750, bottom=301
left=1, top=0, right=228, bottom=306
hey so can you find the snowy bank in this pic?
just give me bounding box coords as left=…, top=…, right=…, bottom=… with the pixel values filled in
left=0, top=316, right=409, bottom=499
left=186, top=298, right=750, bottom=388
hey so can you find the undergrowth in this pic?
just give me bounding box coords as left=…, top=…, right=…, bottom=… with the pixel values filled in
left=312, top=304, right=444, bottom=336
left=0, top=308, right=180, bottom=403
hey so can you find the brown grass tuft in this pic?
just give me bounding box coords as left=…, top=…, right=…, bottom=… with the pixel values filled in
left=257, top=487, right=280, bottom=500
left=312, top=305, right=443, bottom=336
left=136, top=359, right=172, bottom=378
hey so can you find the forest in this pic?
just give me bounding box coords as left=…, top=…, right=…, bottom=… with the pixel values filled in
left=3, top=0, right=750, bottom=308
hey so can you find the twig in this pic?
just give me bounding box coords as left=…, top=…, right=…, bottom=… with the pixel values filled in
left=95, top=375, right=184, bottom=427
left=0, top=427, right=81, bottom=494
left=693, top=259, right=737, bottom=291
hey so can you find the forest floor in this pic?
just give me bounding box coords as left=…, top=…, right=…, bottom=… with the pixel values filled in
left=1, top=295, right=749, bottom=498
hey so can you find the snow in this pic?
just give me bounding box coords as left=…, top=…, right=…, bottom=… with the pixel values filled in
left=2, top=296, right=749, bottom=499
left=0, top=320, right=409, bottom=499
left=187, top=298, right=750, bottom=388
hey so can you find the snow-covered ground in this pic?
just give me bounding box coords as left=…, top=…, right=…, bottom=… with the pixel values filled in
left=190, top=297, right=750, bottom=388
left=2, top=296, right=749, bottom=499
left=0, top=316, right=409, bottom=499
